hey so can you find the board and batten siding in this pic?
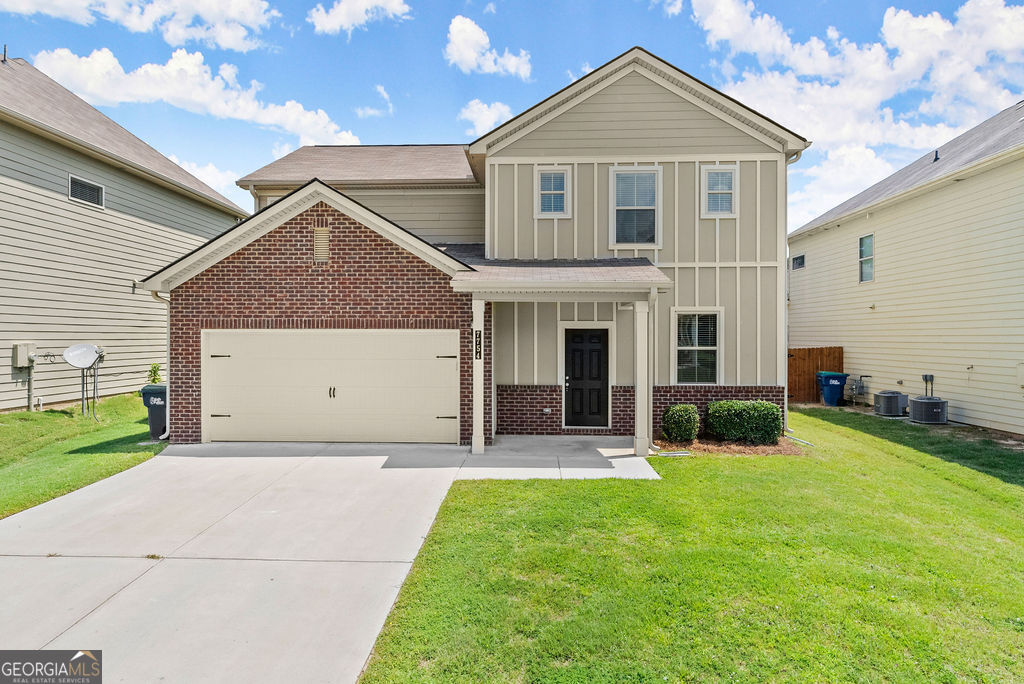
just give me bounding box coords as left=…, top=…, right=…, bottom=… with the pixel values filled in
left=257, top=187, right=485, bottom=244
left=490, top=157, right=786, bottom=388
left=788, top=155, right=1024, bottom=434
left=1, top=132, right=238, bottom=411
left=0, top=122, right=234, bottom=237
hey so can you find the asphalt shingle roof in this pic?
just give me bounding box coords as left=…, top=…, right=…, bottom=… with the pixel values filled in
left=793, top=100, right=1024, bottom=237
left=0, top=57, right=245, bottom=215
left=238, top=145, right=478, bottom=186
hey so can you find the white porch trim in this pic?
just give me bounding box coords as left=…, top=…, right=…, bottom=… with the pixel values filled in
left=633, top=299, right=650, bottom=456
left=471, top=299, right=485, bottom=454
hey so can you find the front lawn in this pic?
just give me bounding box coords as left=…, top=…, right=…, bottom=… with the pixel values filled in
left=362, top=408, right=1024, bottom=682
left=0, top=394, right=165, bottom=518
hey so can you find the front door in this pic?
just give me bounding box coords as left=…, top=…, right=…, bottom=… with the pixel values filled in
left=564, top=329, right=609, bottom=427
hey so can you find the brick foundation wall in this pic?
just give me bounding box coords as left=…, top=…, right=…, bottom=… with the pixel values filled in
left=496, top=384, right=785, bottom=439
left=496, top=385, right=635, bottom=435
left=169, top=201, right=491, bottom=444
left=652, top=385, right=786, bottom=438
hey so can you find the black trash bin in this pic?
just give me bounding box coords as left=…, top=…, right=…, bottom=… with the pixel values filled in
left=140, top=384, right=167, bottom=440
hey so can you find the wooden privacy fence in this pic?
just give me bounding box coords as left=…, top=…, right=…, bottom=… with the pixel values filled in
left=788, top=347, right=844, bottom=403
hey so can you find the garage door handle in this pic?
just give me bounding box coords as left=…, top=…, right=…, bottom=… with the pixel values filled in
left=210, top=354, right=231, bottom=358
left=210, top=414, right=231, bottom=418
left=436, top=416, right=457, bottom=420
left=435, top=355, right=457, bottom=359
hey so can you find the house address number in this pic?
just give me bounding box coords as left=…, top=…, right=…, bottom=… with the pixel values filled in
left=474, top=330, right=482, bottom=360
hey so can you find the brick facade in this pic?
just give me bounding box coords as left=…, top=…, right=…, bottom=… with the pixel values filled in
left=168, top=201, right=491, bottom=444
left=495, top=383, right=785, bottom=438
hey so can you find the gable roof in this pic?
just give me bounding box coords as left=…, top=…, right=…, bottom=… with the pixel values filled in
left=237, top=144, right=478, bottom=187
left=139, top=179, right=472, bottom=291
left=468, top=46, right=810, bottom=156
left=792, top=100, right=1024, bottom=239
left=0, top=57, right=246, bottom=217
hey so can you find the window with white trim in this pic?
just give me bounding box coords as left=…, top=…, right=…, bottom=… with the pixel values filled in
left=676, top=312, right=719, bottom=384
left=611, top=167, right=661, bottom=245
left=791, top=254, right=805, bottom=270
left=68, top=175, right=104, bottom=208
left=859, top=234, right=874, bottom=282
left=701, top=165, right=736, bottom=218
left=535, top=167, right=571, bottom=218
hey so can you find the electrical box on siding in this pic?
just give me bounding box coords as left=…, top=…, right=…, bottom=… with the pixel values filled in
left=12, top=342, right=36, bottom=368
left=1017, top=362, right=1024, bottom=388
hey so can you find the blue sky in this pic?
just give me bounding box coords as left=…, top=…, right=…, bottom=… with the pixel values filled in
left=4, top=0, right=1023, bottom=226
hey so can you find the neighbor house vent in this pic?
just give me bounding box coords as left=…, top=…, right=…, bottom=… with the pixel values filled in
left=69, top=175, right=104, bottom=207
left=791, top=255, right=805, bottom=270
left=313, top=227, right=329, bottom=262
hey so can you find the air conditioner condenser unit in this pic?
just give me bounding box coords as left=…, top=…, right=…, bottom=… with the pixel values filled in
left=874, top=391, right=908, bottom=417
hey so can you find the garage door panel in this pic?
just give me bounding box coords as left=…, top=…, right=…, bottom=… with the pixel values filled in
left=203, top=330, right=461, bottom=443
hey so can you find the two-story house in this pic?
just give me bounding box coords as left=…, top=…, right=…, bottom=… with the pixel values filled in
left=139, top=47, right=809, bottom=454
left=0, top=56, right=246, bottom=412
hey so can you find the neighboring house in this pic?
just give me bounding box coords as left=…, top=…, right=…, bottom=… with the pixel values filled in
left=0, top=56, right=247, bottom=411
left=788, top=101, right=1024, bottom=434
left=140, top=47, right=809, bottom=453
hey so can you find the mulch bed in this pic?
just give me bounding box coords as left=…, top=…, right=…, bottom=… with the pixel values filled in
left=654, top=437, right=804, bottom=456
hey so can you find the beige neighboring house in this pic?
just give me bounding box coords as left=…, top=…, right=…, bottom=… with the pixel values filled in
left=0, top=56, right=246, bottom=412
left=141, top=47, right=810, bottom=452
left=788, top=101, right=1024, bottom=434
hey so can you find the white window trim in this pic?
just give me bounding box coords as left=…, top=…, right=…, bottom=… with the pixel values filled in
left=791, top=254, right=805, bottom=270
left=534, top=165, right=572, bottom=219
left=858, top=233, right=874, bottom=283
left=608, top=165, right=663, bottom=249
left=556, top=321, right=615, bottom=429
left=672, top=307, right=724, bottom=386
left=68, top=173, right=105, bottom=210
left=700, top=164, right=738, bottom=219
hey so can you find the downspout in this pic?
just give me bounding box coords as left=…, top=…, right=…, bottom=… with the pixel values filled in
left=151, top=290, right=171, bottom=440
left=781, top=146, right=807, bottom=431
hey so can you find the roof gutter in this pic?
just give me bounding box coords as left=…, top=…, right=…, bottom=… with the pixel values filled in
left=236, top=178, right=482, bottom=190
left=0, top=105, right=247, bottom=218
left=789, top=142, right=1024, bottom=242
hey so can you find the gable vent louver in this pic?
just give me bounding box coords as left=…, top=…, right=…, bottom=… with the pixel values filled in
left=69, top=176, right=104, bottom=207
left=313, top=227, right=330, bottom=262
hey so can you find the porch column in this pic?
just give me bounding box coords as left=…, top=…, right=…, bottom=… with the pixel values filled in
left=471, top=298, right=485, bottom=454
left=633, top=299, right=650, bottom=456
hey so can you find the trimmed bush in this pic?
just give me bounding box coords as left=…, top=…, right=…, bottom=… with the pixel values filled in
left=706, top=400, right=783, bottom=445
left=661, top=403, right=700, bottom=442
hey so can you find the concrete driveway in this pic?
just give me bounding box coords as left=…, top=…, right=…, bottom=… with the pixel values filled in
left=0, top=443, right=463, bottom=683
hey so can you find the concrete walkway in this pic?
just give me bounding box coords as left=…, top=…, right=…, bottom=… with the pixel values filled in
left=0, top=439, right=656, bottom=683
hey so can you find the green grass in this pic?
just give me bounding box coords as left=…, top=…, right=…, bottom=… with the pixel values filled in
left=0, top=394, right=165, bottom=518
left=362, top=408, right=1024, bottom=683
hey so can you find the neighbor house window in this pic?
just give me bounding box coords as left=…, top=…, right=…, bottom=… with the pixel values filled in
left=859, top=234, right=874, bottom=282
left=791, top=254, right=805, bottom=270
left=611, top=167, right=661, bottom=246
left=68, top=174, right=104, bottom=208
left=535, top=166, right=571, bottom=218
left=701, top=165, right=737, bottom=218
left=676, top=312, right=719, bottom=384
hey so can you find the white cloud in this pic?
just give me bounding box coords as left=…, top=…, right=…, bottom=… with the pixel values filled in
left=567, top=61, right=593, bottom=82
left=679, top=0, right=1024, bottom=227
left=458, top=98, right=511, bottom=136
left=169, top=154, right=239, bottom=194
left=271, top=141, right=294, bottom=159
left=483, top=2, right=496, bottom=14
left=356, top=84, right=393, bottom=118
left=33, top=48, right=359, bottom=146
left=444, top=15, right=530, bottom=80
left=307, top=0, right=410, bottom=36
left=660, top=0, right=683, bottom=16
left=0, top=0, right=279, bottom=52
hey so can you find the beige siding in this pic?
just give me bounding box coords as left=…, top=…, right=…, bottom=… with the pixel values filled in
left=493, top=71, right=778, bottom=158
left=0, top=122, right=234, bottom=237
left=488, top=158, right=785, bottom=388
left=788, top=156, right=1024, bottom=434
left=259, top=187, right=485, bottom=244
left=0, top=172, right=232, bottom=411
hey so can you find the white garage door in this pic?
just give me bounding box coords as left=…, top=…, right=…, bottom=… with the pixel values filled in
left=202, top=329, right=460, bottom=443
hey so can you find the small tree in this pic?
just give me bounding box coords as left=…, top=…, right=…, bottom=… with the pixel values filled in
left=148, top=363, right=162, bottom=384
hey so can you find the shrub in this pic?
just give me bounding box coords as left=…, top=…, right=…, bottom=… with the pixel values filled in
left=706, top=400, right=783, bottom=445
left=147, top=363, right=162, bottom=384
left=661, top=403, right=700, bottom=442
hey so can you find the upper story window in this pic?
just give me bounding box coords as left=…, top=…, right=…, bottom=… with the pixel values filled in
left=676, top=311, right=720, bottom=384
left=859, top=234, right=874, bottom=282
left=791, top=254, right=805, bottom=270
left=701, top=165, right=737, bottom=218
left=535, top=166, right=571, bottom=218
left=610, top=166, right=661, bottom=247
left=68, top=174, right=104, bottom=208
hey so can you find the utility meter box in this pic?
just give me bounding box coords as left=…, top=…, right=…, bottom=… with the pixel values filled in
left=12, top=342, right=36, bottom=368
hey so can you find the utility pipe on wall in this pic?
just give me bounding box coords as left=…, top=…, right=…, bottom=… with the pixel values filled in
left=151, top=290, right=171, bottom=440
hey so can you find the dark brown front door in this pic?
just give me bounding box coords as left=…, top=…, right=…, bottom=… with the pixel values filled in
left=564, top=329, right=609, bottom=427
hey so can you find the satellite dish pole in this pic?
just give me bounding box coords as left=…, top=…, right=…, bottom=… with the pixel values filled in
left=62, top=344, right=104, bottom=420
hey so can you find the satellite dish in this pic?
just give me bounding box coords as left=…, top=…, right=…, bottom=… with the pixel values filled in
left=63, top=343, right=101, bottom=369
